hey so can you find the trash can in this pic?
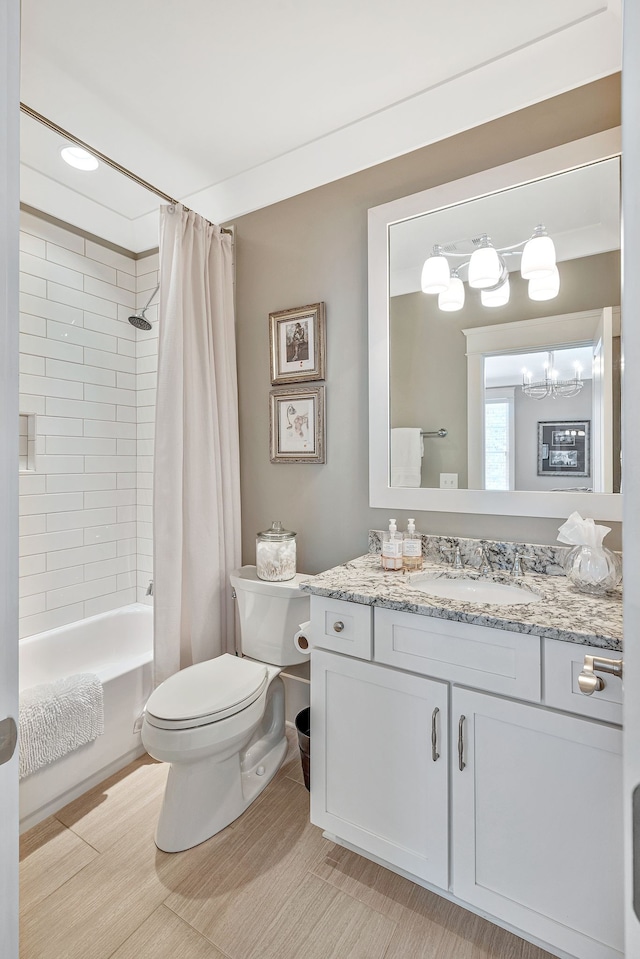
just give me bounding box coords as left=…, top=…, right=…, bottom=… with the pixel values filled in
left=294, top=706, right=310, bottom=791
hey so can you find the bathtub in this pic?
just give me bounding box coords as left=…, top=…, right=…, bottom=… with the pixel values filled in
left=19, top=603, right=153, bottom=832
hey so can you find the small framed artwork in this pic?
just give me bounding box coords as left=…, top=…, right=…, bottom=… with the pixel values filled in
left=537, top=420, right=590, bottom=477
left=269, top=386, right=325, bottom=464
left=269, top=302, right=326, bottom=385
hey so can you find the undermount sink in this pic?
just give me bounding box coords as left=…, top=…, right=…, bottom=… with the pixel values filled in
left=409, top=574, right=541, bottom=606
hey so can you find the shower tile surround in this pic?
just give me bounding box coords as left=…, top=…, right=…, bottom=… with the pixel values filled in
left=298, top=531, right=622, bottom=650
left=18, top=211, right=158, bottom=639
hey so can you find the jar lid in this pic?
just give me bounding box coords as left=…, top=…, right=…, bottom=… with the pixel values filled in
left=257, top=520, right=296, bottom=541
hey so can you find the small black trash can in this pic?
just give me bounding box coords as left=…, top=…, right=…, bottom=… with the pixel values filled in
left=294, top=706, right=310, bottom=791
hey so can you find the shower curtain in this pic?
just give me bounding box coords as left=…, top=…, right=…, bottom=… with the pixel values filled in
left=153, top=205, right=241, bottom=685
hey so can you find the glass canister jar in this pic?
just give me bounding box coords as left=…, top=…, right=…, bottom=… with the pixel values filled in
left=564, top=544, right=622, bottom=595
left=256, top=521, right=297, bottom=582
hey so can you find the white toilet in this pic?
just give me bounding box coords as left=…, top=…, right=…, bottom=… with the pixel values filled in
left=142, top=565, right=310, bottom=852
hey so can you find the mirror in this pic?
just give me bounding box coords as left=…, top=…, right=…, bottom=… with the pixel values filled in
left=368, top=130, right=622, bottom=519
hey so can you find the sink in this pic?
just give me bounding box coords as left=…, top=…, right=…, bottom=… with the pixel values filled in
left=409, top=574, right=541, bottom=606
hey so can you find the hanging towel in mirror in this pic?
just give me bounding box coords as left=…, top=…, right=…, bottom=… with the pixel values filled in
left=391, top=428, right=423, bottom=487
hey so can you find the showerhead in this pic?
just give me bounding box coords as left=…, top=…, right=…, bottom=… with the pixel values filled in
left=128, top=313, right=153, bottom=331
left=128, top=283, right=159, bottom=332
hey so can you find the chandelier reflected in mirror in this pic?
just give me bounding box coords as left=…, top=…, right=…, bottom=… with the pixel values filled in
left=421, top=225, right=559, bottom=312
left=521, top=351, right=583, bottom=399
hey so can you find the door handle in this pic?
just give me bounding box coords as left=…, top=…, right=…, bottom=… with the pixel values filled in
left=578, top=654, right=623, bottom=695
left=0, top=717, right=17, bottom=766
left=458, top=715, right=466, bottom=771
left=431, top=707, right=440, bottom=762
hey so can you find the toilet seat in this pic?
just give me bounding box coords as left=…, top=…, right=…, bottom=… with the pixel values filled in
left=145, top=654, right=268, bottom=731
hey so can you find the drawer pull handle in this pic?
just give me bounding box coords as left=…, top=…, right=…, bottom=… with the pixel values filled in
left=333, top=621, right=345, bottom=633
left=458, top=715, right=466, bottom=771
left=578, top=654, right=623, bottom=695
left=431, top=707, right=440, bottom=762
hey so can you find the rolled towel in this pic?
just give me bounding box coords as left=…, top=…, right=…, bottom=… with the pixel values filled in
left=19, top=673, right=104, bottom=780
left=391, top=428, right=423, bottom=487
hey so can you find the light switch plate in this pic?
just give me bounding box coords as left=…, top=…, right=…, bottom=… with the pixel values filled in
left=440, top=473, right=458, bottom=489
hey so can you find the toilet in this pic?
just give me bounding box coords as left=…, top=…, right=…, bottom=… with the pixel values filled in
left=141, top=565, right=310, bottom=852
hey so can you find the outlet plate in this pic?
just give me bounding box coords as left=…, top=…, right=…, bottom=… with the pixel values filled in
left=440, top=473, right=458, bottom=489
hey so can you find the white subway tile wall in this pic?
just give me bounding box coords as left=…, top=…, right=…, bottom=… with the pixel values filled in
left=18, top=211, right=158, bottom=639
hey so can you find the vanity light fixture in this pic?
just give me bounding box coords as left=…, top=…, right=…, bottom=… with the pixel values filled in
left=420, top=245, right=451, bottom=294
left=521, top=351, right=583, bottom=399
left=60, top=145, right=99, bottom=171
left=421, top=224, right=557, bottom=312
left=438, top=269, right=465, bottom=311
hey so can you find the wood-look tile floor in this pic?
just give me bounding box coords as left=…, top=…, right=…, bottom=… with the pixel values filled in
left=20, top=729, right=555, bottom=959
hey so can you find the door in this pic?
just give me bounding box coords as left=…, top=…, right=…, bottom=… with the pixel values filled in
left=311, top=649, right=449, bottom=888
left=452, top=688, right=623, bottom=959
left=623, top=1, right=640, bottom=952
left=0, top=0, right=20, bottom=956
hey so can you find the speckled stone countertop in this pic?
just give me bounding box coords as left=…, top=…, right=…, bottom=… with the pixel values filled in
left=300, top=551, right=622, bottom=651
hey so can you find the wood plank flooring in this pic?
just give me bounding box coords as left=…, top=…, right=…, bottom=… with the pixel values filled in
left=20, top=729, right=554, bottom=959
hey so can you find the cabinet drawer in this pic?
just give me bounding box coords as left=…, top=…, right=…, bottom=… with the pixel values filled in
left=374, top=608, right=541, bottom=702
left=310, top=595, right=372, bottom=660
left=544, top=640, right=623, bottom=724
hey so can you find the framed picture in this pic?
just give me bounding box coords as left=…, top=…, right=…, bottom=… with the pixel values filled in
left=269, top=386, right=325, bottom=464
left=269, top=302, right=326, bottom=385
left=537, top=420, right=590, bottom=477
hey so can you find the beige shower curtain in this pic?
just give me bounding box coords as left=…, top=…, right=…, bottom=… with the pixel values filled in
left=153, top=205, right=241, bottom=686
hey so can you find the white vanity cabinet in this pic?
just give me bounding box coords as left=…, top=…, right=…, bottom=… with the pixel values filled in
left=452, top=687, right=623, bottom=959
left=310, top=649, right=449, bottom=888
left=309, top=594, right=623, bottom=959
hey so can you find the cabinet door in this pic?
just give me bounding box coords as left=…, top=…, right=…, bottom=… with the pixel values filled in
left=311, top=649, right=448, bottom=888
left=452, top=687, right=623, bottom=959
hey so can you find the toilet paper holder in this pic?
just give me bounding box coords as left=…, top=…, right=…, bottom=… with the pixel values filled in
left=294, top=620, right=312, bottom=655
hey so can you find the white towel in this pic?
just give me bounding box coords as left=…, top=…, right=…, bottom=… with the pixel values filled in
left=19, top=673, right=104, bottom=780
left=391, top=428, right=424, bottom=487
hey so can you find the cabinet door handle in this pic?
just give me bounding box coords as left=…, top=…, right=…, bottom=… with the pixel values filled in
left=458, top=715, right=466, bottom=771
left=431, top=707, right=440, bottom=762
left=332, top=621, right=345, bottom=633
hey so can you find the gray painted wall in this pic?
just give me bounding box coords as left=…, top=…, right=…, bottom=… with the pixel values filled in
left=230, top=76, right=622, bottom=574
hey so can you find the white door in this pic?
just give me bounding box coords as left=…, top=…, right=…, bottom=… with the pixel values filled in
left=311, top=649, right=449, bottom=888
left=452, top=688, right=623, bottom=959
left=0, top=0, right=20, bottom=956
left=623, top=0, right=640, bottom=952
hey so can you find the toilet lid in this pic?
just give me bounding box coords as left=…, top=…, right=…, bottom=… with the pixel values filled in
left=145, top=654, right=268, bottom=727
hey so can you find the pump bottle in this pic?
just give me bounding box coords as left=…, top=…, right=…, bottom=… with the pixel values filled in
left=381, top=518, right=403, bottom=571
left=403, top=517, right=423, bottom=570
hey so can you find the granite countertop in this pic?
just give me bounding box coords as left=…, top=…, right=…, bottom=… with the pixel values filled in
left=299, top=552, right=622, bottom=651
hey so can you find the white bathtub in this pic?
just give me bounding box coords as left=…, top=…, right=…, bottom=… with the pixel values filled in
left=19, top=603, right=153, bottom=832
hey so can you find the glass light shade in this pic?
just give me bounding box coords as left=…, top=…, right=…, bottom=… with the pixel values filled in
left=528, top=266, right=560, bottom=301
left=438, top=274, right=465, bottom=311
left=421, top=254, right=450, bottom=294
left=60, top=146, right=99, bottom=171
left=480, top=276, right=510, bottom=307
left=520, top=233, right=556, bottom=279
left=467, top=245, right=501, bottom=289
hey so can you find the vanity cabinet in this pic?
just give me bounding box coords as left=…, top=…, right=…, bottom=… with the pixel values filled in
left=452, top=687, right=623, bottom=959
left=309, top=595, right=623, bottom=959
left=310, top=649, right=449, bottom=888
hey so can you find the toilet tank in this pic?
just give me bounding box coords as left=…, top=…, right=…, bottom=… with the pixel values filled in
left=230, top=566, right=311, bottom=666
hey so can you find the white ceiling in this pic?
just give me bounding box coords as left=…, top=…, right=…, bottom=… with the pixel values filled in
left=19, top=0, right=621, bottom=252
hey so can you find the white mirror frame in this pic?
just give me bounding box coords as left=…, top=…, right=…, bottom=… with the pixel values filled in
left=368, top=128, right=622, bottom=520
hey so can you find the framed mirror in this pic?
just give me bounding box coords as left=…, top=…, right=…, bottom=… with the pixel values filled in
left=368, top=129, right=622, bottom=519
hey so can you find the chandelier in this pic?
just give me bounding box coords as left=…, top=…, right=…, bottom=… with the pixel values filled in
left=521, top=352, right=583, bottom=399
left=421, top=225, right=559, bottom=312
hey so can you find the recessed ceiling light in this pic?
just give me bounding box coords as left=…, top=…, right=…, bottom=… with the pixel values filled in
left=60, top=146, right=99, bottom=171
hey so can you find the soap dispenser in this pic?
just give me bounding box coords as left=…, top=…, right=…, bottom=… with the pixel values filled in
left=381, top=518, right=403, bottom=571
left=403, top=518, right=423, bottom=571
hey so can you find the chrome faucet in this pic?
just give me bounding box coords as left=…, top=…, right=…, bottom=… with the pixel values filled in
left=146, top=579, right=153, bottom=596
left=511, top=549, right=535, bottom=580
left=476, top=546, right=493, bottom=576
left=441, top=542, right=464, bottom=570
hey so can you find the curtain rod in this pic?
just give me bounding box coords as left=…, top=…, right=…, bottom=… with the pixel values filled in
left=20, top=103, right=233, bottom=234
